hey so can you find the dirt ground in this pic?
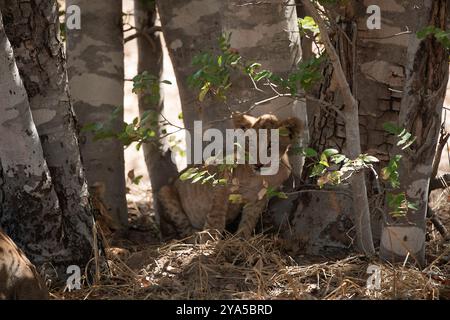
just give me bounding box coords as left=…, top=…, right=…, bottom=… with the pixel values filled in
left=49, top=184, right=450, bottom=300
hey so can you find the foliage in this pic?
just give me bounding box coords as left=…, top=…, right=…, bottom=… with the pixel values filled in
left=298, top=16, right=319, bottom=36
left=297, top=147, right=378, bottom=188
left=179, top=167, right=228, bottom=187
left=383, top=122, right=416, bottom=150
left=250, top=55, right=325, bottom=94
left=189, top=33, right=325, bottom=101
left=387, top=192, right=418, bottom=217
left=188, top=33, right=241, bottom=101
left=417, top=26, right=450, bottom=49
left=82, top=71, right=172, bottom=151
left=295, top=124, right=418, bottom=217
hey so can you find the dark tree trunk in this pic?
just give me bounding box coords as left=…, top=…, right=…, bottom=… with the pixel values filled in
left=134, top=0, right=179, bottom=240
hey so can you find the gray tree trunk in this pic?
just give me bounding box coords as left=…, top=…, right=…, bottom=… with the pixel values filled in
left=158, top=0, right=307, bottom=147
left=134, top=0, right=179, bottom=240
left=379, top=0, right=449, bottom=267
left=299, top=1, right=448, bottom=263
left=220, top=0, right=308, bottom=181
left=157, top=0, right=224, bottom=136
left=0, top=9, right=68, bottom=267
left=0, top=0, right=94, bottom=266
left=66, top=0, right=128, bottom=229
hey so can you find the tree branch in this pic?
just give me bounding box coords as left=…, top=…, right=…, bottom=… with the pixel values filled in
left=302, top=0, right=375, bottom=256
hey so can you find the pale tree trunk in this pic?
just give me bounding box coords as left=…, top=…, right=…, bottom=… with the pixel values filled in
left=66, top=0, right=128, bottom=229
left=159, top=0, right=308, bottom=146
left=220, top=0, right=308, bottom=181
left=157, top=0, right=224, bottom=135
left=158, top=0, right=309, bottom=241
left=134, top=0, right=179, bottom=240
left=0, top=10, right=69, bottom=267
left=0, top=0, right=94, bottom=264
left=379, top=0, right=449, bottom=266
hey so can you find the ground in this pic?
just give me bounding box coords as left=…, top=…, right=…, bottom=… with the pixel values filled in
left=49, top=184, right=450, bottom=300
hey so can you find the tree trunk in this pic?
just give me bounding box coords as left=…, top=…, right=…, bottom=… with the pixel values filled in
left=156, top=0, right=224, bottom=135
left=379, top=0, right=449, bottom=267
left=0, top=0, right=94, bottom=266
left=134, top=0, right=179, bottom=240
left=220, top=0, right=308, bottom=181
left=66, top=0, right=128, bottom=229
left=158, top=0, right=308, bottom=166
left=304, top=0, right=375, bottom=256
left=298, top=1, right=448, bottom=263
left=0, top=9, right=66, bottom=266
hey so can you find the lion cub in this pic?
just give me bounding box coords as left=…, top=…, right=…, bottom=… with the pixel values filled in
left=158, top=113, right=302, bottom=240
left=0, top=229, right=48, bottom=299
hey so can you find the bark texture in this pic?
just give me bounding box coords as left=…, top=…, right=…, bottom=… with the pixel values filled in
left=134, top=0, right=179, bottom=240
left=0, top=0, right=94, bottom=265
left=300, top=0, right=448, bottom=263
left=221, top=0, right=308, bottom=180
left=66, top=0, right=128, bottom=228
left=0, top=10, right=66, bottom=266
left=157, top=0, right=224, bottom=135
left=379, top=0, right=449, bottom=266
left=158, top=0, right=308, bottom=169
left=304, top=0, right=375, bottom=255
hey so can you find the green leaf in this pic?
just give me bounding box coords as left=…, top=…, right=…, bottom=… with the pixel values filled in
left=229, top=194, right=243, bottom=204
left=363, top=155, right=380, bottom=163
left=298, top=16, right=319, bottom=35
left=331, top=154, right=346, bottom=164
left=383, top=122, right=401, bottom=135
left=304, top=147, right=318, bottom=157
left=179, top=168, right=199, bottom=181
left=322, top=148, right=339, bottom=157
left=319, top=153, right=329, bottom=167
left=408, top=202, right=418, bottom=210
left=191, top=171, right=207, bottom=183
left=401, top=136, right=416, bottom=150
left=199, top=83, right=210, bottom=101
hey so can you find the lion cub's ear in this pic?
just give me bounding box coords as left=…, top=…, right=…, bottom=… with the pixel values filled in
left=232, top=112, right=257, bottom=129
left=279, top=117, right=303, bottom=139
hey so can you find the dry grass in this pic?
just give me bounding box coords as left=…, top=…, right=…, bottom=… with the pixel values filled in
left=50, top=232, right=450, bottom=300
left=49, top=187, right=450, bottom=300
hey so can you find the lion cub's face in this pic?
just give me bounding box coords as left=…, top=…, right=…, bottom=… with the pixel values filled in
left=231, top=113, right=303, bottom=175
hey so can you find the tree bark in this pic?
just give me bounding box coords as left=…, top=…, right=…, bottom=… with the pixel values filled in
left=156, top=0, right=224, bottom=135
left=304, top=0, right=375, bottom=256
left=66, top=0, right=128, bottom=229
left=0, top=0, right=94, bottom=266
left=134, top=0, right=179, bottom=240
left=379, top=0, right=449, bottom=267
left=300, top=1, right=448, bottom=263
left=0, top=9, right=67, bottom=267
left=220, top=0, right=308, bottom=181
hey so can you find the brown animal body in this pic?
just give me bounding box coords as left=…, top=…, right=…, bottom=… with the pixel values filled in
left=0, top=229, right=48, bottom=299
left=158, top=113, right=302, bottom=240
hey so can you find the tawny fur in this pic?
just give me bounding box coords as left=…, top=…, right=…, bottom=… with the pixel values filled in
left=158, top=113, right=302, bottom=240
left=0, top=229, right=48, bottom=300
